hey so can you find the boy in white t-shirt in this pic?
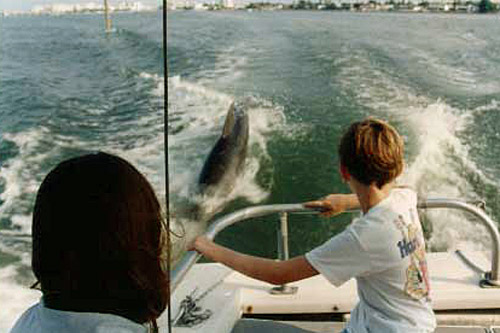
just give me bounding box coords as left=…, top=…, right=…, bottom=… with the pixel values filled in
left=191, top=118, right=436, bottom=332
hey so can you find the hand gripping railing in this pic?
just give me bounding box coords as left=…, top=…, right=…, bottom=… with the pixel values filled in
left=171, top=198, right=500, bottom=293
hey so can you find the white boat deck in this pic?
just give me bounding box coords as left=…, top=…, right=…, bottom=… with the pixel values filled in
left=163, top=251, right=500, bottom=332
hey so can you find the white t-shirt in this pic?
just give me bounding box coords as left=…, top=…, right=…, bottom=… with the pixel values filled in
left=306, top=188, right=436, bottom=333
left=10, top=300, right=148, bottom=333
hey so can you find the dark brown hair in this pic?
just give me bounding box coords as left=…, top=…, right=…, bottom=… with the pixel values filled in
left=338, top=118, right=404, bottom=188
left=32, top=152, right=168, bottom=327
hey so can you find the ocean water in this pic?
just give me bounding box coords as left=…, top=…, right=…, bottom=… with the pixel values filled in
left=2, top=10, right=500, bottom=330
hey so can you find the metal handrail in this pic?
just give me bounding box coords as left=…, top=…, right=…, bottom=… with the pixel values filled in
left=171, top=198, right=500, bottom=292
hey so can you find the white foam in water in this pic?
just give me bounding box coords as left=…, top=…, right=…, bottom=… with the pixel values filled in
left=0, top=265, right=40, bottom=332
left=410, top=41, right=500, bottom=95
left=400, top=102, right=492, bottom=252
left=0, top=121, right=167, bottom=233
left=337, top=51, right=495, bottom=252
left=474, top=99, right=499, bottom=113
left=403, top=102, right=470, bottom=194
left=139, top=72, right=165, bottom=98
left=402, top=106, right=491, bottom=251
left=0, top=237, right=39, bottom=330
left=0, top=128, right=55, bottom=234
left=197, top=43, right=248, bottom=86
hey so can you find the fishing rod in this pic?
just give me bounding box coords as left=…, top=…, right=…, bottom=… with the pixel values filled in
left=162, top=0, right=173, bottom=332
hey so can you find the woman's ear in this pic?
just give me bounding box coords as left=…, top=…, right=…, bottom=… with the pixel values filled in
left=340, top=163, right=350, bottom=183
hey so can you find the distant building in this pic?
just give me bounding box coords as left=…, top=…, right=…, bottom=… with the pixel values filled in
left=0, top=10, right=24, bottom=16
left=166, top=0, right=177, bottom=10
left=29, top=1, right=155, bottom=15
left=74, top=2, right=102, bottom=12
left=31, top=3, right=102, bottom=14
left=194, top=3, right=208, bottom=9
left=116, top=1, right=154, bottom=11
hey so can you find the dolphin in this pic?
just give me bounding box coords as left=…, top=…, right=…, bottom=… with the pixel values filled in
left=168, top=102, right=249, bottom=264
left=198, top=102, right=249, bottom=199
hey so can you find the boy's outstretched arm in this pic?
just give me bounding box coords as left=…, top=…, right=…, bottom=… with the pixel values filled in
left=304, top=194, right=360, bottom=217
left=191, top=236, right=319, bottom=285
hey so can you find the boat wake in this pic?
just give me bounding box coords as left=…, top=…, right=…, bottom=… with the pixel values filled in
left=336, top=47, right=499, bottom=253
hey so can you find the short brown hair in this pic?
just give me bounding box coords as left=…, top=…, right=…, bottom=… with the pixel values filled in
left=338, top=118, right=404, bottom=188
left=32, top=153, right=168, bottom=327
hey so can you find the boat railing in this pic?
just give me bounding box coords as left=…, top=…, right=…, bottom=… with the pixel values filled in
left=171, top=198, right=500, bottom=293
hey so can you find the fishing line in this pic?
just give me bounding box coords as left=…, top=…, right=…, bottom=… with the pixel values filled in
left=162, top=0, right=173, bottom=332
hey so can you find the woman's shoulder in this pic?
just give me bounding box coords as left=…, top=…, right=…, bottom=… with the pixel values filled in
left=10, top=302, right=42, bottom=333
left=11, top=301, right=148, bottom=333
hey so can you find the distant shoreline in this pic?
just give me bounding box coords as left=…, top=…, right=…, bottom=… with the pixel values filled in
left=1, top=2, right=158, bottom=17
left=168, top=0, right=499, bottom=14
left=0, top=9, right=158, bottom=17
left=167, top=7, right=499, bottom=14
left=2, top=3, right=499, bottom=17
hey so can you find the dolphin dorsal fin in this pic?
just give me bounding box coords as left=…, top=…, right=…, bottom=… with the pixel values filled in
left=222, top=102, right=236, bottom=138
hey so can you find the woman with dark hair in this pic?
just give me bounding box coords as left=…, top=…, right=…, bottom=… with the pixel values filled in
left=11, top=152, right=169, bottom=332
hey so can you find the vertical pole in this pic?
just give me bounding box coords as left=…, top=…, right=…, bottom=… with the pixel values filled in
left=104, top=0, right=112, bottom=33
left=270, top=212, right=298, bottom=295
left=279, top=212, right=290, bottom=261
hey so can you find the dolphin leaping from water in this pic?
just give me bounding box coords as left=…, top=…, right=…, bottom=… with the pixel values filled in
left=198, top=102, right=249, bottom=199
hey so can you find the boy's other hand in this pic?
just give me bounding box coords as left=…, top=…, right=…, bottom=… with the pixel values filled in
left=304, top=194, right=350, bottom=217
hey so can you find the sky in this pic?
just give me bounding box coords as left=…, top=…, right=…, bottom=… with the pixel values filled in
left=1, top=0, right=161, bottom=12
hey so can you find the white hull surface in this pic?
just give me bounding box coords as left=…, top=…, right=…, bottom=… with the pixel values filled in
left=163, top=251, right=500, bottom=332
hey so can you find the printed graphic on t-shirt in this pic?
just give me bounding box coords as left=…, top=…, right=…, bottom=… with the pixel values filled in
left=393, top=209, right=430, bottom=300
